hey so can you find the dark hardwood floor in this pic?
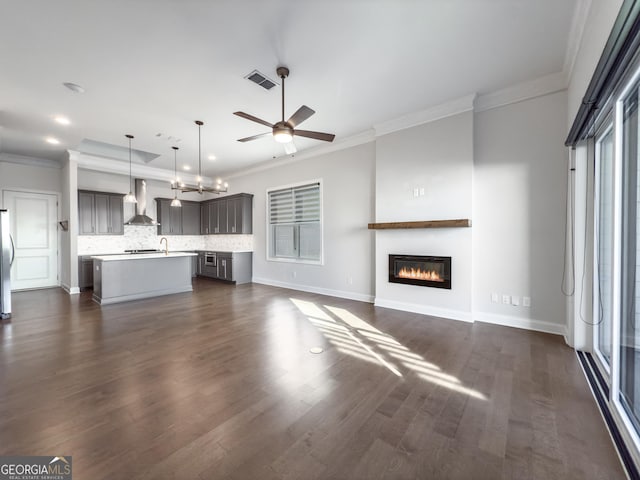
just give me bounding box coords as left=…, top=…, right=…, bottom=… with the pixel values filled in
left=0, top=279, right=625, bottom=479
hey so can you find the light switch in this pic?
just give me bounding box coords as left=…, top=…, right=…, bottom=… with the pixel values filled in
left=491, top=293, right=499, bottom=303
left=502, top=294, right=510, bottom=305
left=523, top=296, right=531, bottom=307
left=511, top=296, right=520, bottom=306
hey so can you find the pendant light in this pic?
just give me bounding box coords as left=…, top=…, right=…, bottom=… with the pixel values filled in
left=170, top=146, right=182, bottom=207
left=123, top=134, right=137, bottom=203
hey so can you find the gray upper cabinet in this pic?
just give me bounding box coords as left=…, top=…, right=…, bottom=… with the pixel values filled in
left=181, top=202, right=201, bottom=235
left=78, top=190, right=124, bottom=235
left=156, top=199, right=200, bottom=235
left=227, top=195, right=252, bottom=234
left=201, top=194, right=253, bottom=235
left=78, top=192, right=96, bottom=235
left=156, top=198, right=182, bottom=235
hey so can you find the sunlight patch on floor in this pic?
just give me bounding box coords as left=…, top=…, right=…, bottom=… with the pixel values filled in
left=290, top=297, right=487, bottom=401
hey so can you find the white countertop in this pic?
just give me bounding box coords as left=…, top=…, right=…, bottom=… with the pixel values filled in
left=92, top=252, right=197, bottom=261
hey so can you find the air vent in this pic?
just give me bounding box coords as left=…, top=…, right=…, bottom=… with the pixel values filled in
left=245, top=70, right=278, bottom=90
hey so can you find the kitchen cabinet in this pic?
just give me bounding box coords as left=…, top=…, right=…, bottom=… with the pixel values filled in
left=156, top=199, right=201, bottom=235
left=78, top=191, right=124, bottom=235
left=226, top=194, right=253, bottom=234
left=201, top=194, right=253, bottom=234
left=197, top=251, right=252, bottom=284
left=182, top=202, right=201, bottom=235
left=217, top=253, right=232, bottom=281
left=78, top=256, right=94, bottom=290
left=156, top=199, right=182, bottom=235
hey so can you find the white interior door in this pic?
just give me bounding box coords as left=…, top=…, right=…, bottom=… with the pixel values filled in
left=2, top=190, right=59, bottom=290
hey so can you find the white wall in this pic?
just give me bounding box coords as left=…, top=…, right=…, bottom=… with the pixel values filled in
left=228, top=142, right=376, bottom=302
left=374, top=112, right=474, bottom=321
left=0, top=161, right=62, bottom=200
left=473, top=91, right=568, bottom=334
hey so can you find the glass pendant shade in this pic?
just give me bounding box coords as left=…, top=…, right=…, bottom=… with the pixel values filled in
left=170, top=146, right=182, bottom=207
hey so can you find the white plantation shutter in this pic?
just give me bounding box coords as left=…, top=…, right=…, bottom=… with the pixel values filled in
left=268, top=182, right=321, bottom=262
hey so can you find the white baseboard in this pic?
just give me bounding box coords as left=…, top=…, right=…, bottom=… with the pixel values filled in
left=61, top=284, right=80, bottom=295
left=252, top=277, right=374, bottom=303
left=473, top=311, right=565, bottom=336
left=374, top=298, right=473, bottom=323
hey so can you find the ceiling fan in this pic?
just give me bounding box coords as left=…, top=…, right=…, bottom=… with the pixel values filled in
left=234, top=66, right=335, bottom=152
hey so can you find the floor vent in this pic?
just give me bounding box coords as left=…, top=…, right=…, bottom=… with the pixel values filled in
left=245, top=70, right=277, bottom=90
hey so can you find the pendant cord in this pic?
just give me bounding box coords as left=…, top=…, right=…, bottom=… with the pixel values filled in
left=281, top=75, right=285, bottom=122
left=198, top=123, right=202, bottom=184
left=128, top=136, right=132, bottom=193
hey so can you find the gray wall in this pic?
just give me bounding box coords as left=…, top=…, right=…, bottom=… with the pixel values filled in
left=229, top=142, right=376, bottom=302
left=474, top=90, right=568, bottom=331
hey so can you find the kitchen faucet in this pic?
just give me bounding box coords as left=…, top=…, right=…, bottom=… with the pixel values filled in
left=160, top=237, right=168, bottom=255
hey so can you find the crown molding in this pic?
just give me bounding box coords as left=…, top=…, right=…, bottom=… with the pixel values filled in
left=69, top=150, right=211, bottom=185
left=373, top=94, right=477, bottom=137
left=564, top=0, right=593, bottom=82
left=0, top=152, right=62, bottom=169
left=474, top=71, right=567, bottom=112
left=226, top=129, right=376, bottom=179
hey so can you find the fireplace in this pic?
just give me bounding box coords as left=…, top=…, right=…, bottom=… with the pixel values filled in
left=388, top=255, right=451, bottom=289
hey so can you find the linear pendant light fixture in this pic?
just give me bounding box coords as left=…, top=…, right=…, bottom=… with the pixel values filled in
left=123, top=134, right=137, bottom=203
left=170, top=146, right=182, bottom=207
left=173, top=120, right=228, bottom=194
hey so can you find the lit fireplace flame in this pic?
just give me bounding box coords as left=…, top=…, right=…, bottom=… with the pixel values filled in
left=398, top=266, right=443, bottom=282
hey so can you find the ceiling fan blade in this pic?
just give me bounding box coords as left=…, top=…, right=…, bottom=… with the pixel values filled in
left=233, top=111, right=274, bottom=128
left=293, top=129, right=335, bottom=142
left=237, top=132, right=271, bottom=142
left=287, top=105, right=315, bottom=128
left=284, top=140, right=297, bottom=155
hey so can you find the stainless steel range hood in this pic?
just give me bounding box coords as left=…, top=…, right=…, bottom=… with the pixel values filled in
left=125, top=179, right=158, bottom=226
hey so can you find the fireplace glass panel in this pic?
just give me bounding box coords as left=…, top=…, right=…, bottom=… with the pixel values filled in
left=388, top=255, right=451, bottom=289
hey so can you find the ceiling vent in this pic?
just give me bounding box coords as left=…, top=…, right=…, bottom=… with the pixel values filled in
left=244, top=70, right=278, bottom=90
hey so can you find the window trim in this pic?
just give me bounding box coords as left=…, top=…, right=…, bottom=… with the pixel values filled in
left=265, top=179, right=324, bottom=265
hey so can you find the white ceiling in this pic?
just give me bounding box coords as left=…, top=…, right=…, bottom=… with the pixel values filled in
left=0, top=0, right=580, bottom=177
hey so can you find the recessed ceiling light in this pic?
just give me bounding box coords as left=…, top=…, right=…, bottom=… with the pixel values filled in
left=62, top=82, right=85, bottom=94
left=54, top=116, right=70, bottom=125
left=45, top=137, right=60, bottom=145
left=208, top=155, right=216, bottom=161
left=183, top=165, right=191, bottom=171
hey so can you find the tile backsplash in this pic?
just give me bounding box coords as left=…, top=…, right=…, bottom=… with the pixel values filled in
left=78, top=226, right=253, bottom=254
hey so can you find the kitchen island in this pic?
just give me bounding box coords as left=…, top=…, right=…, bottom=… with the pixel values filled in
left=91, top=252, right=197, bottom=305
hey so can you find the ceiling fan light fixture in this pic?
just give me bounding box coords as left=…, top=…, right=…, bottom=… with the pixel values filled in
left=273, top=123, right=293, bottom=143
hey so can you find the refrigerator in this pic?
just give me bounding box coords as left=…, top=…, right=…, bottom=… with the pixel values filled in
left=0, top=209, right=13, bottom=320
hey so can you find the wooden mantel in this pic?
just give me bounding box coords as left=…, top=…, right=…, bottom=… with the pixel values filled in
left=367, top=219, right=471, bottom=230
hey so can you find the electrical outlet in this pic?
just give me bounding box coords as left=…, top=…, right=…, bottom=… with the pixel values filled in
left=413, top=188, right=419, bottom=197
left=523, top=296, right=531, bottom=307
left=491, top=293, right=499, bottom=303
left=502, top=294, right=510, bottom=305
left=292, top=271, right=297, bottom=279
left=511, top=296, right=520, bottom=306
left=419, top=187, right=425, bottom=196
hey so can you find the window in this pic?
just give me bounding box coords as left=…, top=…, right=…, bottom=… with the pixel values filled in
left=620, top=82, right=640, bottom=433
left=267, top=181, right=322, bottom=263
left=594, top=123, right=614, bottom=369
